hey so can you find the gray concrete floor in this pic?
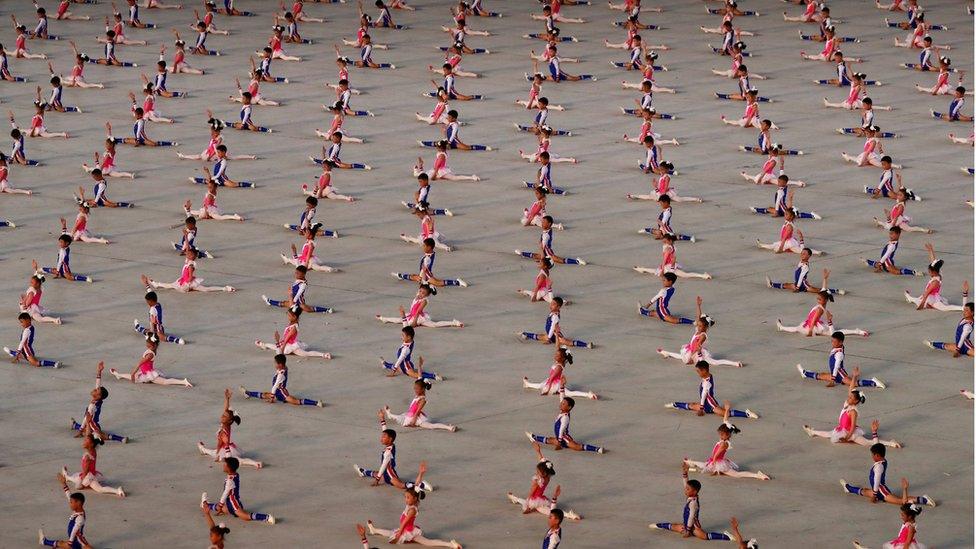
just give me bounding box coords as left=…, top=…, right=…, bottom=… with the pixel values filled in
left=0, top=0, right=972, bottom=547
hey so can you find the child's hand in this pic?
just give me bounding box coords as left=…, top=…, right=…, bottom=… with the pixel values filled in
left=97, top=361, right=104, bottom=375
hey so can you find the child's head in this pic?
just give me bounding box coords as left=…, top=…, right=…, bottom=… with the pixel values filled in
left=927, top=257, right=943, bottom=276
left=955, top=86, right=966, bottom=98
left=541, top=214, right=553, bottom=229
left=295, top=264, right=308, bottom=279
left=221, top=405, right=241, bottom=427
left=536, top=458, right=555, bottom=479
left=305, top=196, right=318, bottom=209
left=685, top=478, right=702, bottom=497
left=847, top=388, right=866, bottom=406
left=556, top=346, right=572, bottom=364
left=401, top=326, right=415, bottom=342
left=559, top=395, right=575, bottom=413
left=223, top=457, right=240, bottom=474
left=717, top=421, right=740, bottom=440
left=209, top=523, right=230, bottom=544
left=417, top=172, right=429, bottom=185
left=697, top=312, right=714, bottom=332
left=68, top=492, right=85, bottom=512
left=900, top=502, right=922, bottom=522
left=287, top=304, right=302, bottom=323
left=889, top=226, right=902, bottom=241
left=548, top=508, right=564, bottom=529
left=830, top=331, right=845, bottom=348
left=663, top=272, right=677, bottom=287
left=381, top=428, right=397, bottom=446
left=539, top=151, right=550, bottom=164
left=144, top=291, right=158, bottom=305
left=447, top=109, right=458, bottom=121
left=58, top=233, right=73, bottom=248
left=870, top=442, right=886, bottom=462
left=404, top=484, right=425, bottom=505
left=658, top=194, right=671, bottom=208
left=550, top=295, right=563, bottom=311
left=413, top=378, right=431, bottom=395
left=880, top=155, right=891, bottom=169
left=82, top=434, right=104, bottom=452
left=18, top=312, right=31, bottom=327
left=817, top=290, right=834, bottom=306
left=274, top=353, right=287, bottom=369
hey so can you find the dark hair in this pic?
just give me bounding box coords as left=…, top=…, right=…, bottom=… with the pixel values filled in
left=417, top=173, right=429, bottom=181
left=97, top=387, right=108, bottom=400
left=423, top=237, right=436, bottom=248
left=274, top=354, right=287, bottom=366
left=851, top=390, right=866, bottom=404
left=145, top=291, right=158, bottom=302
left=862, top=97, right=873, bottom=105
left=383, top=429, right=397, bottom=441
left=901, top=502, right=922, bottom=518
left=402, top=326, right=415, bottom=338
left=296, top=265, right=308, bottom=274
left=965, top=303, right=974, bottom=313
left=695, top=360, right=710, bottom=371
left=447, top=109, right=458, bottom=118
left=659, top=194, right=671, bottom=204
left=538, top=97, right=549, bottom=105
left=210, top=524, right=230, bottom=537
left=718, top=422, right=740, bottom=436
left=306, top=196, right=318, bottom=207
left=870, top=443, right=886, bottom=457
left=59, top=234, right=73, bottom=245
left=558, top=347, right=573, bottom=365
left=687, top=479, right=702, bottom=491
left=819, top=290, right=835, bottom=302
left=87, top=434, right=105, bottom=447
left=69, top=492, right=85, bottom=504
left=216, top=145, right=227, bottom=153
left=537, top=459, right=555, bottom=476
left=832, top=331, right=845, bottom=342
left=562, top=396, right=575, bottom=408
left=929, top=259, right=943, bottom=273
left=550, top=508, right=564, bottom=522
left=415, top=378, right=432, bottom=391
left=552, top=296, right=563, bottom=307
left=224, top=457, right=240, bottom=471
left=890, top=226, right=902, bottom=235
left=542, top=214, right=554, bottom=224
left=778, top=174, right=789, bottom=183
left=956, top=86, right=966, bottom=94
left=663, top=272, right=678, bottom=283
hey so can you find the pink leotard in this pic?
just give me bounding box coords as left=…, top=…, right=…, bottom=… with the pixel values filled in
left=802, top=304, right=825, bottom=328
left=178, top=260, right=196, bottom=285
left=138, top=349, right=155, bottom=374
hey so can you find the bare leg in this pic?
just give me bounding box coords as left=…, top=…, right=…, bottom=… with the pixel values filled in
left=417, top=418, right=456, bottom=431
left=291, top=347, right=332, bottom=359
left=150, top=376, right=192, bottom=386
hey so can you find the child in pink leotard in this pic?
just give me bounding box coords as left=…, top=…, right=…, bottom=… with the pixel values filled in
left=684, top=408, right=769, bottom=480
left=109, top=333, right=192, bottom=386
left=507, top=442, right=582, bottom=520
left=522, top=347, right=597, bottom=399
left=804, top=368, right=900, bottom=447
left=384, top=379, right=456, bottom=431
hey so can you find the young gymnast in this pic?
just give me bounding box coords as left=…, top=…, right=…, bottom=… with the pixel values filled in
left=648, top=462, right=733, bottom=540
left=752, top=184, right=819, bottom=219
left=81, top=124, right=134, bottom=179
left=622, top=110, right=680, bottom=146
left=904, top=246, right=967, bottom=311
left=711, top=42, right=764, bottom=81
left=185, top=183, right=244, bottom=222
left=0, top=44, right=28, bottom=82
left=355, top=414, right=434, bottom=491
left=720, top=89, right=766, bottom=129
left=768, top=254, right=843, bottom=294
left=715, top=64, right=765, bottom=102
left=381, top=326, right=442, bottom=382
left=401, top=203, right=453, bottom=252
left=634, top=233, right=710, bottom=279
left=198, top=389, right=263, bottom=467
left=383, top=379, right=457, bottom=432
left=62, top=206, right=109, bottom=245
left=924, top=302, right=974, bottom=357
left=515, top=76, right=566, bottom=111
left=79, top=172, right=132, bottom=208
left=316, top=102, right=364, bottom=144
left=301, top=161, right=356, bottom=202
left=312, top=132, right=370, bottom=169
left=134, top=288, right=184, bottom=344
left=658, top=297, right=743, bottom=367
left=255, top=305, right=332, bottom=359
left=12, top=101, right=68, bottom=139
left=520, top=297, right=592, bottom=348
left=797, top=332, right=885, bottom=389
left=90, top=29, right=137, bottom=66
left=873, top=189, right=930, bottom=233
left=852, top=502, right=926, bottom=549
left=865, top=158, right=919, bottom=200
left=413, top=143, right=480, bottom=180
left=518, top=256, right=565, bottom=304
left=532, top=47, right=593, bottom=83
left=141, top=251, right=237, bottom=292
left=38, top=486, right=92, bottom=548
left=202, top=504, right=230, bottom=549
left=417, top=87, right=452, bottom=125
left=526, top=394, right=604, bottom=453
left=666, top=361, right=758, bottom=418
left=38, top=229, right=93, bottom=282
left=522, top=187, right=565, bottom=231
left=863, top=227, right=918, bottom=276
left=220, top=0, right=254, bottom=16
left=281, top=223, right=339, bottom=273
left=364, top=468, right=462, bottom=548
left=757, top=209, right=823, bottom=255
left=778, top=291, right=869, bottom=337
left=178, top=118, right=256, bottom=161
left=842, top=444, right=934, bottom=507
left=201, top=457, right=276, bottom=524
left=640, top=195, right=695, bottom=242
left=172, top=213, right=213, bottom=260
left=419, top=110, right=490, bottom=151
left=5, top=313, right=60, bottom=367
left=639, top=272, right=695, bottom=324
left=816, top=51, right=877, bottom=87
left=914, top=56, right=961, bottom=95
left=60, top=435, right=125, bottom=497
left=71, top=362, right=127, bottom=443
left=242, top=353, right=324, bottom=407
left=801, top=28, right=862, bottom=63
left=394, top=238, right=467, bottom=288
left=109, top=333, right=192, bottom=386
left=803, top=369, right=900, bottom=448
left=507, top=442, right=582, bottom=520
left=523, top=347, right=597, bottom=400
left=931, top=86, right=972, bottom=122
left=683, top=408, right=769, bottom=479
left=168, top=34, right=205, bottom=75
left=264, top=265, right=333, bottom=314
left=20, top=266, right=60, bottom=324
left=10, top=18, right=47, bottom=59
left=377, top=283, right=463, bottom=328
left=209, top=98, right=273, bottom=133
left=116, top=103, right=177, bottom=146
left=824, top=75, right=891, bottom=111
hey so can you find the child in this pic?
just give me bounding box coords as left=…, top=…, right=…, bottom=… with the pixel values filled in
left=863, top=227, right=918, bottom=276
left=634, top=234, right=710, bottom=279
left=63, top=207, right=109, bottom=244
left=526, top=394, right=604, bottom=453
left=797, top=332, right=885, bottom=389
left=924, top=302, right=974, bottom=357
left=313, top=132, right=370, bottom=169
left=38, top=486, right=92, bottom=548
left=931, top=86, right=972, bottom=121
left=518, top=256, right=564, bottom=304
left=282, top=223, right=339, bottom=273
left=521, top=297, right=592, bottom=348
left=516, top=216, right=585, bottom=265
left=777, top=291, right=869, bottom=337
left=109, top=332, right=192, bottom=386
left=355, top=414, right=433, bottom=492
left=648, top=462, right=733, bottom=540
left=169, top=34, right=205, bottom=74
left=82, top=124, right=135, bottom=179
left=658, top=297, right=743, bottom=367
left=413, top=141, right=479, bottom=180
left=20, top=265, right=60, bottom=324
left=841, top=444, right=934, bottom=507
left=640, top=195, right=696, bottom=242
left=523, top=347, right=597, bottom=399
left=377, top=283, right=463, bottom=328
left=255, top=305, right=332, bottom=359
left=302, top=160, right=355, bottom=202
left=202, top=504, right=230, bottom=549
left=381, top=326, right=442, bottom=381
left=142, top=251, right=236, bottom=292
left=639, top=272, right=695, bottom=325
left=541, top=509, right=564, bottom=549
left=60, top=435, right=125, bottom=497
left=177, top=118, right=256, bottom=161
left=401, top=202, right=453, bottom=252
left=190, top=146, right=255, bottom=187
left=201, top=458, right=276, bottom=524
left=38, top=230, right=93, bottom=283
left=393, top=238, right=467, bottom=288
left=198, top=389, right=263, bottom=467
left=752, top=185, right=819, bottom=220
left=507, top=442, right=582, bottom=519
left=5, top=313, right=60, bottom=367
left=905, top=248, right=966, bottom=311
left=364, top=468, right=463, bottom=549
left=134, top=288, right=184, bottom=344
left=803, top=368, right=901, bottom=448
left=740, top=147, right=805, bottom=186
left=873, top=189, right=930, bottom=233
left=242, top=354, right=324, bottom=407
left=263, top=265, right=334, bottom=313
left=683, top=409, right=769, bottom=479
left=186, top=187, right=244, bottom=222
left=757, top=209, right=822, bottom=255
left=766, top=251, right=843, bottom=294
left=666, top=361, right=758, bottom=418
left=852, top=503, right=925, bottom=549
left=383, top=380, right=457, bottom=431
left=71, top=361, right=127, bottom=443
